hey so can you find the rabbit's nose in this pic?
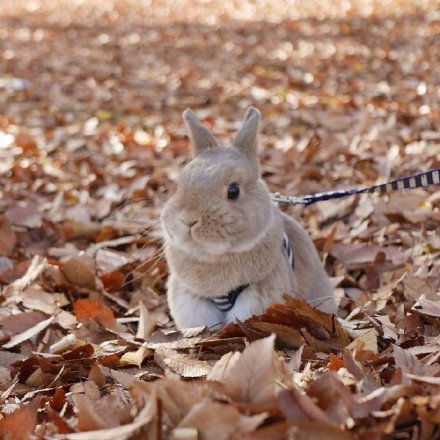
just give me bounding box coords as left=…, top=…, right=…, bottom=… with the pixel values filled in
left=181, top=215, right=199, bottom=228
left=186, top=219, right=198, bottom=228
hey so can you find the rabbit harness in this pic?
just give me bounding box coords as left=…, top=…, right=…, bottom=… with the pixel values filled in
left=210, top=233, right=295, bottom=312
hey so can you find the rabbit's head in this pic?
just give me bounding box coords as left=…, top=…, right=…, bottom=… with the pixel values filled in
left=161, top=107, right=273, bottom=259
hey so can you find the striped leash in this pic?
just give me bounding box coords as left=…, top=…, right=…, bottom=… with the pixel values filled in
left=272, top=168, right=440, bottom=206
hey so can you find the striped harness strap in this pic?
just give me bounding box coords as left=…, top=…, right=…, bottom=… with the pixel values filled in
left=211, top=283, right=249, bottom=312
left=211, top=235, right=295, bottom=312
left=282, top=233, right=295, bottom=270
left=272, top=168, right=440, bottom=206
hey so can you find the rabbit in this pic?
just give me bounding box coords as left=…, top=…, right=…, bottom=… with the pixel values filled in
left=161, top=107, right=337, bottom=329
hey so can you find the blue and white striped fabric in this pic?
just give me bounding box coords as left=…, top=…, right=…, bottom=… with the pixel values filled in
left=210, top=283, right=249, bottom=312
left=272, top=168, right=440, bottom=206
left=282, top=233, right=295, bottom=271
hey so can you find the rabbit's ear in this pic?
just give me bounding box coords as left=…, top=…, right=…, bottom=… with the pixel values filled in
left=183, top=109, right=218, bottom=156
left=234, top=107, right=260, bottom=160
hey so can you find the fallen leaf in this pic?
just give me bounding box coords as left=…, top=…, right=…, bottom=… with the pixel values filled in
left=288, top=421, right=356, bottom=440
left=169, top=427, right=198, bottom=440
left=50, top=334, right=78, bottom=354
left=328, top=353, right=345, bottom=371
left=61, top=256, right=96, bottom=290
left=278, top=387, right=336, bottom=425
left=220, top=297, right=350, bottom=353
left=0, top=397, right=40, bottom=440
left=21, top=287, right=65, bottom=315
left=62, top=387, right=156, bottom=440
left=0, top=311, right=48, bottom=335
left=207, top=351, right=240, bottom=382
left=3, top=316, right=55, bottom=349
left=414, top=297, right=440, bottom=318
left=347, top=328, right=378, bottom=354
left=136, top=302, right=155, bottom=340
left=120, top=346, right=150, bottom=368
left=4, top=256, right=46, bottom=296
left=5, top=202, right=42, bottom=228
left=100, top=271, right=125, bottom=292
left=178, top=399, right=266, bottom=440
left=154, top=347, right=211, bottom=377
left=221, top=334, right=277, bottom=403
left=74, top=299, right=117, bottom=329
left=0, top=216, right=16, bottom=256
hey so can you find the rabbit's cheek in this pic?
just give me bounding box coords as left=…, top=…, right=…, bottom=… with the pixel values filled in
left=162, top=223, right=174, bottom=242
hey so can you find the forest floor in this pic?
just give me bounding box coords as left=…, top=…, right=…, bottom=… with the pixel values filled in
left=0, top=1, right=440, bottom=438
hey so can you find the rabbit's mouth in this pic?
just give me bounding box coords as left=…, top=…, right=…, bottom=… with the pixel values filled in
left=164, top=219, right=231, bottom=257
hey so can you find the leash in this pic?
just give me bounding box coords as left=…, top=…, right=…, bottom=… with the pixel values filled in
left=272, top=168, right=440, bottom=206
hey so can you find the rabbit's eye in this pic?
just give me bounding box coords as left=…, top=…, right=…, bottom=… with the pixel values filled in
left=227, top=182, right=240, bottom=200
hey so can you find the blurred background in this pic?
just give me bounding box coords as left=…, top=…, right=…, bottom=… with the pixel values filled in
left=0, top=0, right=439, bottom=298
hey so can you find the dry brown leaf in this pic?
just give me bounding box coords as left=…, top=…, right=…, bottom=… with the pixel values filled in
left=61, top=220, right=102, bottom=240
left=154, top=347, right=211, bottom=377
left=73, top=299, right=117, bottom=329
left=0, top=396, right=40, bottom=440
left=109, top=369, right=138, bottom=389
left=347, top=328, right=378, bottom=354
left=145, top=329, right=203, bottom=350
left=223, top=297, right=350, bottom=353
left=251, top=322, right=305, bottom=348
left=71, top=380, right=101, bottom=402
left=373, top=315, right=399, bottom=340
left=180, top=327, right=205, bottom=338
left=47, top=407, right=75, bottom=434
left=178, top=399, right=266, bottom=440
left=0, top=216, right=16, bottom=256
left=96, top=249, right=130, bottom=273
left=406, top=374, right=440, bottom=386
left=54, top=311, right=78, bottom=330
left=100, top=270, right=125, bottom=292
left=21, top=287, right=66, bottom=315
left=353, top=384, right=412, bottom=418
left=328, top=353, right=345, bottom=371
left=221, top=334, right=277, bottom=404
left=330, top=243, right=408, bottom=266
left=88, top=364, right=107, bottom=388
left=287, top=421, right=356, bottom=440
left=207, top=351, right=240, bottom=382
left=5, top=202, right=42, bottom=228
left=49, top=334, right=78, bottom=354
left=414, top=297, right=440, bottom=318
left=61, top=255, right=96, bottom=290
left=0, top=310, right=48, bottom=335
left=133, top=379, right=217, bottom=427
left=277, top=387, right=335, bottom=425
left=136, top=302, right=155, bottom=340
left=74, top=393, right=108, bottom=431
left=119, top=346, right=150, bottom=368
left=306, top=373, right=355, bottom=425
left=63, top=388, right=156, bottom=440
left=2, top=316, right=55, bottom=349
left=169, top=427, right=198, bottom=440
left=4, top=255, right=46, bottom=296
left=392, top=345, right=432, bottom=382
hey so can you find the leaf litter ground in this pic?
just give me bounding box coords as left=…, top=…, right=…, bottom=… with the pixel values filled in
left=0, top=1, right=439, bottom=438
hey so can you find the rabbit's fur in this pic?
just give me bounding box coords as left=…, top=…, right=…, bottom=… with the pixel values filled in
left=161, top=107, right=336, bottom=329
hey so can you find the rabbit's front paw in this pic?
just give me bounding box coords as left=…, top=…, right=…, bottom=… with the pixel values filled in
left=168, top=284, right=224, bottom=330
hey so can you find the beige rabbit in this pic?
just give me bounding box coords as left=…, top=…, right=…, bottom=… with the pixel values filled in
left=161, top=107, right=337, bottom=329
